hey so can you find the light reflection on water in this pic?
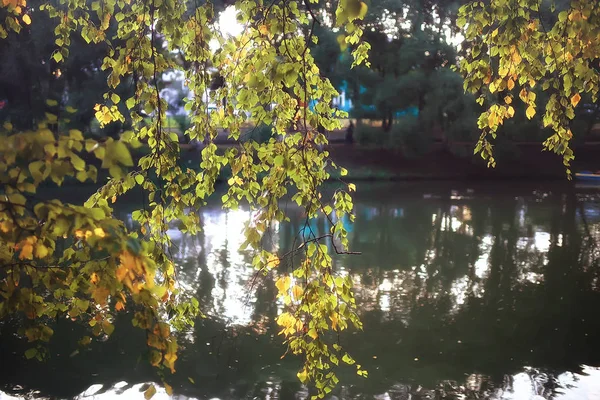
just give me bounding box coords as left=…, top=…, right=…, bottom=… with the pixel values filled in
left=2, top=182, right=600, bottom=399
left=3, top=366, right=600, bottom=399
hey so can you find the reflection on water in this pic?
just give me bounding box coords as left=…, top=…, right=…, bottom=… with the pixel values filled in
left=2, top=182, right=600, bottom=399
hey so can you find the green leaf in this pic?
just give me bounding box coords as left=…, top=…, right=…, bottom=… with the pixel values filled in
left=102, top=321, right=115, bottom=336
left=25, top=348, right=38, bottom=359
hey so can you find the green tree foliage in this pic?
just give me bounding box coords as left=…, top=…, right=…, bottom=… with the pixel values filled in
left=458, top=0, right=600, bottom=175
left=322, top=0, right=476, bottom=150
left=0, top=0, right=136, bottom=136
left=0, top=0, right=371, bottom=396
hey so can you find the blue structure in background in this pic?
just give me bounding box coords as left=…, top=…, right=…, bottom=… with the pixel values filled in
left=309, top=80, right=419, bottom=118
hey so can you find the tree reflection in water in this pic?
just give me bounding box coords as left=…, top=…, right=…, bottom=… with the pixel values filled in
left=1, top=182, right=600, bottom=399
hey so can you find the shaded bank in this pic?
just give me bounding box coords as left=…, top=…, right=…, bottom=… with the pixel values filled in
left=327, top=143, right=600, bottom=181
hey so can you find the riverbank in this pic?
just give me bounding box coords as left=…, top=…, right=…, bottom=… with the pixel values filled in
left=327, top=142, right=600, bottom=181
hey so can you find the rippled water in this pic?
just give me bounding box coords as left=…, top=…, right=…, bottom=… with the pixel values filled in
left=2, top=181, right=600, bottom=399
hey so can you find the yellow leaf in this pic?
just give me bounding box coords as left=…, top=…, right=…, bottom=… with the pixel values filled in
left=144, top=385, right=156, bottom=400
left=307, top=328, right=318, bottom=340
left=487, top=112, right=497, bottom=128
left=571, top=93, right=581, bottom=107
left=93, top=227, right=106, bottom=238
left=22, top=14, right=31, bottom=25
left=163, top=351, right=177, bottom=373
left=267, top=254, right=280, bottom=267
left=275, top=276, right=291, bottom=294
left=506, top=106, right=515, bottom=118
left=164, top=383, right=173, bottom=396
left=504, top=96, right=512, bottom=104
left=358, top=1, right=368, bottom=19
left=101, top=111, right=112, bottom=125
left=292, top=285, right=303, bottom=299
left=297, top=369, right=308, bottom=383
left=519, top=88, right=528, bottom=102
left=511, top=51, right=522, bottom=65
left=35, top=243, right=49, bottom=259
left=491, top=28, right=498, bottom=37
left=258, top=24, right=268, bottom=35
left=507, top=79, right=515, bottom=91
left=526, top=105, right=536, bottom=119
left=348, top=183, right=356, bottom=192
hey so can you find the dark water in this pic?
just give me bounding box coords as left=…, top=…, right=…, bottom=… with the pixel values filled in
left=2, top=182, right=600, bottom=400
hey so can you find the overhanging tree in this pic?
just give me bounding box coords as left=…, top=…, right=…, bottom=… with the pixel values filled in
left=0, top=0, right=370, bottom=397
left=457, top=0, right=599, bottom=175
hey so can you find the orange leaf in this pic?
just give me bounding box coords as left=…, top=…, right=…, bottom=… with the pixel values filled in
left=571, top=93, right=581, bottom=107
left=164, top=383, right=173, bottom=396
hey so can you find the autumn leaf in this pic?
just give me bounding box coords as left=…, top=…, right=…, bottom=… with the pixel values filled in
left=519, top=88, right=528, bottom=102
left=163, top=352, right=177, bottom=373
left=164, top=383, right=173, bottom=396
left=18, top=237, right=36, bottom=260
left=571, top=93, right=581, bottom=107
left=526, top=105, right=536, bottom=120
left=93, top=227, right=106, bottom=238
left=34, top=243, right=49, bottom=259
left=275, top=276, right=291, bottom=294
left=22, top=14, right=31, bottom=25
left=267, top=253, right=280, bottom=267
left=115, top=301, right=125, bottom=311
left=297, top=369, right=308, bottom=383
left=144, top=385, right=156, bottom=400
left=506, top=106, right=515, bottom=118
left=292, top=285, right=303, bottom=299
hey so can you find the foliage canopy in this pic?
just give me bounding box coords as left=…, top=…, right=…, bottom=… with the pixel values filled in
left=458, top=0, right=600, bottom=175
left=0, top=0, right=370, bottom=396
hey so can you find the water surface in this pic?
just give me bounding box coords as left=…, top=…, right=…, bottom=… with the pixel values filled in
left=2, top=182, right=600, bottom=399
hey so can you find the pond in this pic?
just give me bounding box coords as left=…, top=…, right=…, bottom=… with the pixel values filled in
left=2, top=181, right=600, bottom=399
